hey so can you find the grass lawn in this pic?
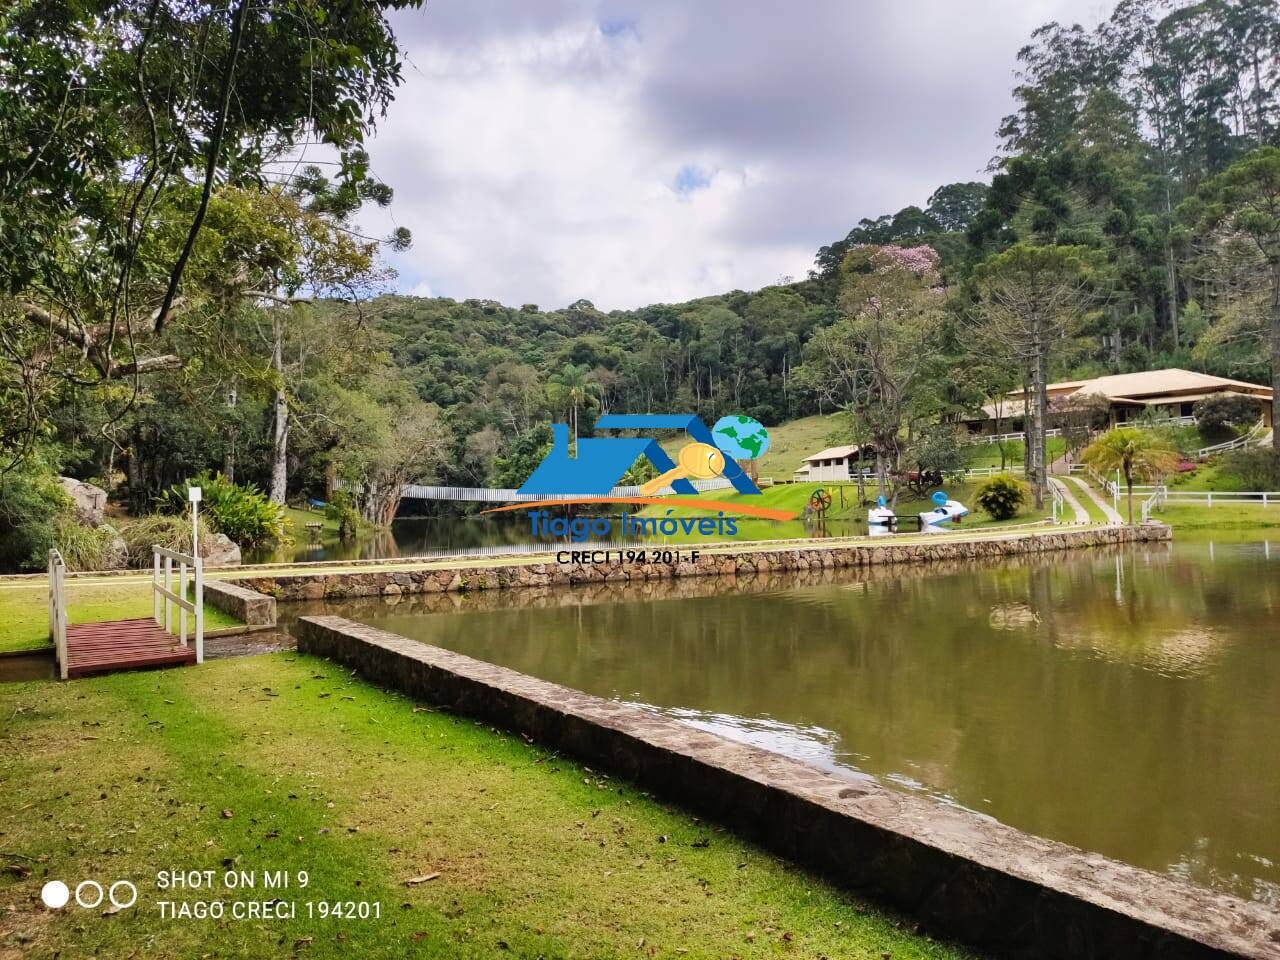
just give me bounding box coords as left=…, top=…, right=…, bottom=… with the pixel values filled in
left=0, top=580, right=241, bottom=655
left=0, top=655, right=971, bottom=960
left=963, top=438, right=1065, bottom=471
left=283, top=505, right=340, bottom=537
left=1150, top=502, right=1280, bottom=530
left=1162, top=460, right=1250, bottom=493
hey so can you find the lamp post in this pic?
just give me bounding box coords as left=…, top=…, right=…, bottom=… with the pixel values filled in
left=188, top=486, right=202, bottom=559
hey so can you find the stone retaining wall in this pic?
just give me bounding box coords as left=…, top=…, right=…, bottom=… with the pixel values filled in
left=235, top=525, right=1170, bottom=602
left=296, top=614, right=1276, bottom=960
left=203, top=579, right=276, bottom=626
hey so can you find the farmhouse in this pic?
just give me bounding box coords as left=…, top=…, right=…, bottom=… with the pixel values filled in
left=793, top=445, right=866, bottom=482
left=962, top=368, right=1273, bottom=435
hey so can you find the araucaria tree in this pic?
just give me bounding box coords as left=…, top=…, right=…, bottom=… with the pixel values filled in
left=802, top=245, right=947, bottom=505
left=974, top=245, right=1099, bottom=508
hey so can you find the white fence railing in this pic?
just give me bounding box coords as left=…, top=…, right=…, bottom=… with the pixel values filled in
left=963, top=428, right=1062, bottom=445
left=1141, top=487, right=1280, bottom=507
left=1196, top=420, right=1268, bottom=458
left=48, top=549, right=69, bottom=680
left=961, top=465, right=1027, bottom=478
left=152, top=545, right=204, bottom=663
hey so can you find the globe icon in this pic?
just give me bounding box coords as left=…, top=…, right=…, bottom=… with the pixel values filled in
left=712, top=414, right=770, bottom=460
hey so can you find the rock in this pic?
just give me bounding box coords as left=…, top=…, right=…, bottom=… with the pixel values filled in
left=202, top=533, right=241, bottom=566
left=58, top=477, right=107, bottom=527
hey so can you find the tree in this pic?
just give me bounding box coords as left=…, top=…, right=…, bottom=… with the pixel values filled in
left=802, top=245, right=948, bottom=505
left=1184, top=146, right=1280, bottom=464
left=974, top=244, right=1100, bottom=507
left=1082, top=427, right=1179, bottom=523
left=0, top=0, right=419, bottom=466
left=548, top=364, right=601, bottom=450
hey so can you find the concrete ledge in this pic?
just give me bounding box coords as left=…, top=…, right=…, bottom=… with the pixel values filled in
left=203, top=579, right=276, bottom=626
left=240, top=525, right=1171, bottom=602
left=297, top=614, right=1278, bottom=960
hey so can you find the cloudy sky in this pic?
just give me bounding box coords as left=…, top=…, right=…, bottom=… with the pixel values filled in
left=352, top=0, right=1105, bottom=311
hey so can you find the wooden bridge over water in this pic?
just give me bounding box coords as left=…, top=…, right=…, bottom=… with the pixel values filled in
left=49, top=546, right=205, bottom=680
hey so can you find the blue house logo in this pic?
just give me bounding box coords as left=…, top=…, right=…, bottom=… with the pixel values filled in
left=518, top=414, right=764, bottom=497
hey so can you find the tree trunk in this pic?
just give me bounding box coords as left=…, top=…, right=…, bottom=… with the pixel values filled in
left=1029, top=317, right=1048, bottom=510
left=269, top=313, right=289, bottom=504
left=223, top=381, right=238, bottom=484
left=1165, top=245, right=1179, bottom=349
left=1271, top=264, right=1280, bottom=464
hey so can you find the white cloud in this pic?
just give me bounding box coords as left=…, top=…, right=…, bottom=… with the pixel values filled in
left=358, top=1, right=1102, bottom=310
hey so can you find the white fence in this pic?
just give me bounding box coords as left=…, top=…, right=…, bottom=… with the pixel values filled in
left=1135, top=486, right=1279, bottom=507
left=1196, top=420, right=1269, bottom=458
left=964, top=429, right=1061, bottom=445
left=152, top=545, right=204, bottom=663
left=47, top=550, right=69, bottom=680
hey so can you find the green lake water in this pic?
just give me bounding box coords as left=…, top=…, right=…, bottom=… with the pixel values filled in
left=308, top=534, right=1280, bottom=904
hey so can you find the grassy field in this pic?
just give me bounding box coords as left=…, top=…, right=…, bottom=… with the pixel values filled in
left=962, top=438, right=1066, bottom=470
left=0, top=579, right=241, bottom=655
left=0, top=655, right=970, bottom=960
left=1150, top=502, right=1280, bottom=529
left=284, top=505, right=340, bottom=537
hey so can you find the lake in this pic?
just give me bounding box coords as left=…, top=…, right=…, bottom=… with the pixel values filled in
left=295, top=533, right=1280, bottom=905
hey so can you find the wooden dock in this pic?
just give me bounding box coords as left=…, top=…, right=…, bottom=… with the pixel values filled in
left=63, top=619, right=196, bottom=678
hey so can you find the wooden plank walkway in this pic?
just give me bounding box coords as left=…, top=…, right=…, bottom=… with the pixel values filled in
left=64, top=618, right=196, bottom=678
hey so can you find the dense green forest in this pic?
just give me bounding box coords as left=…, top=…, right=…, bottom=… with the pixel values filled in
left=3, top=0, right=1280, bottom=568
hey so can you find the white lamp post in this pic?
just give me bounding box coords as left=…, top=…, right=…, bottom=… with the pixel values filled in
left=188, top=486, right=202, bottom=559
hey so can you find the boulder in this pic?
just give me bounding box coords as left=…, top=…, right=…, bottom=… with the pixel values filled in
left=59, top=477, right=107, bottom=527
left=202, top=533, right=242, bottom=566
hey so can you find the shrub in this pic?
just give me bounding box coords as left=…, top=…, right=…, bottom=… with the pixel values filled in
left=0, top=453, right=72, bottom=571
left=975, top=473, right=1028, bottom=521
left=1194, top=393, right=1261, bottom=441
left=1220, top=448, right=1280, bottom=491
left=324, top=490, right=360, bottom=541
left=52, top=517, right=119, bottom=571
left=156, top=472, right=287, bottom=549
left=116, top=514, right=219, bottom=566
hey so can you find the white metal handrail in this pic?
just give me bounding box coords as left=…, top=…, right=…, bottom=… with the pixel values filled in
left=152, top=545, right=204, bottom=663
left=1196, top=419, right=1267, bottom=458
left=48, top=549, right=69, bottom=680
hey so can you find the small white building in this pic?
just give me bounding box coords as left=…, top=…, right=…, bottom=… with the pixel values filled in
left=795, top=445, right=865, bottom=482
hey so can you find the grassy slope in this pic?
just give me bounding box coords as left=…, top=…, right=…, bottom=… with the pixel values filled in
left=284, top=505, right=340, bottom=536
left=0, top=580, right=241, bottom=655
left=0, top=655, right=970, bottom=960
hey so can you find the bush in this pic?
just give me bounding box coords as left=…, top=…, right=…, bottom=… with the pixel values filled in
left=324, top=490, right=360, bottom=541
left=156, top=472, right=287, bottom=549
left=116, top=514, right=219, bottom=566
left=1194, top=393, right=1261, bottom=442
left=0, top=453, right=72, bottom=571
left=1220, top=448, right=1280, bottom=491
left=52, top=516, right=119, bottom=571
left=975, top=473, right=1028, bottom=521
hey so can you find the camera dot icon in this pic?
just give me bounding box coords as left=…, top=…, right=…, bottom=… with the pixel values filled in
left=41, top=880, right=70, bottom=909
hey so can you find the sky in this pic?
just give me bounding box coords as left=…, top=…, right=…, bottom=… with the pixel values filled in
left=350, top=0, right=1106, bottom=311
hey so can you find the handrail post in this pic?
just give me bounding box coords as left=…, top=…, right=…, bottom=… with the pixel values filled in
left=164, top=554, right=173, bottom=633
left=178, top=560, right=188, bottom=647
left=152, top=548, right=161, bottom=624
left=195, top=555, right=204, bottom=664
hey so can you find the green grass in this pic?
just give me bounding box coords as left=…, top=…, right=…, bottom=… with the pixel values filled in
left=1162, top=460, right=1249, bottom=493
left=963, top=438, right=1066, bottom=470
left=0, top=655, right=971, bottom=960
left=0, top=580, right=241, bottom=654
left=284, top=505, right=340, bottom=537
left=1151, top=502, right=1280, bottom=530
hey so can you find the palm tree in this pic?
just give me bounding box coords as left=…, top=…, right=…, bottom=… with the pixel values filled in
left=550, top=364, right=600, bottom=452
left=1082, top=428, right=1180, bottom=525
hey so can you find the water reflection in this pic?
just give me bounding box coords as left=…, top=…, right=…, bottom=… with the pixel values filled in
left=302, top=536, right=1280, bottom=905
